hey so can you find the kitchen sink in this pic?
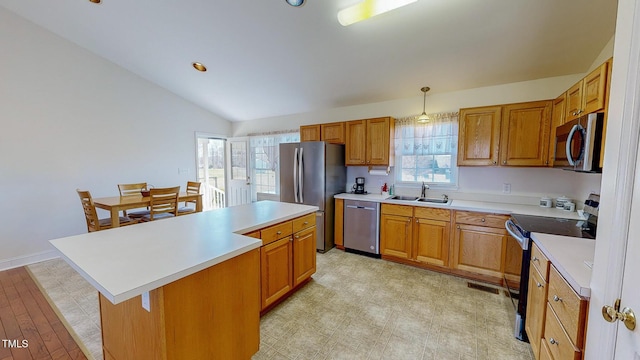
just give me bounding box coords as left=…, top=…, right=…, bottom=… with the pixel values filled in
left=389, top=195, right=419, bottom=201
left=417, top=198, right=451, bottom=204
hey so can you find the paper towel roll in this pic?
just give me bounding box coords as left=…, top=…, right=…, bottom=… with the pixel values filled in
left=368, top=169, right=389, bottom=176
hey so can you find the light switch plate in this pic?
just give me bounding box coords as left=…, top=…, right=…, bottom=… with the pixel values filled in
left=141, top=291, right=150, bottom=312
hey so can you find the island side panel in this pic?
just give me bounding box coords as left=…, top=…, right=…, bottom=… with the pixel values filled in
left=99, top=248, right=260, bottom=360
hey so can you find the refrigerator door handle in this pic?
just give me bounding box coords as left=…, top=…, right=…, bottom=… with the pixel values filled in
left=293, top=147, right=299, bottom=203
left=299, top=147, right=304, bottom=203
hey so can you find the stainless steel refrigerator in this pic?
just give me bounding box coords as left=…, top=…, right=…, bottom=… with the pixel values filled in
left=279, top=142, right=346, bottom=252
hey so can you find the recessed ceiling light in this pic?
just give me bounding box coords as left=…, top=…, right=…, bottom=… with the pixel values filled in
left=192, top=62, right=207, bottom=72
left=286, top=0, right=304, bottom=7
left=89, top=0, right=101, bottom=3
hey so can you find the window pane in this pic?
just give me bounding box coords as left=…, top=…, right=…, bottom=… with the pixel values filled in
left=230, top=142, right=247, bottom=180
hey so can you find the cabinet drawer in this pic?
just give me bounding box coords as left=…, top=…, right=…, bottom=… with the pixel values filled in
left=539, top=338, right=554, bottom=360
left=547, top=265, right=587, bottom=348
left=292, top=213, right=316, bottom=233
left=414, top=207, right=451, bottom=222
left=261, top=221, right=293, bottom=246
left=454, top=211, right=509, bottom=228
left=381, top=203, right=413, bottom=217
left=531, top=242, right=550, bottom=281
left=544, top=304, right=581, bottom=360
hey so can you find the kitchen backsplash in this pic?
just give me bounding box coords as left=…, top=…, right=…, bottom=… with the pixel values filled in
left=345, top=166, right=602, bottom=208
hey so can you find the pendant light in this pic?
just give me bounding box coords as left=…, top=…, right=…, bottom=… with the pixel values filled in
left=418, top=86, right=431, bottom=123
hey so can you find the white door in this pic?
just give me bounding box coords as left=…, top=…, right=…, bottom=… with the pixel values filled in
left=196, top=134, right=227, bottom=210
left=226, top=137, right=252, bottom=206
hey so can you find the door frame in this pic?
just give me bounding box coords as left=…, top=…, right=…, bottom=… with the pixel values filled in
left=194, top=132, right=228, bottom=210
left=585, top=0, right=640, bottom=358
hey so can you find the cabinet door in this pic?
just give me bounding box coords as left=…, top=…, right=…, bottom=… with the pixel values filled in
left=292, top=226, right=316, bottom=287
left=300, top=125, right=320, bottom=142
left=525, top=265, right=548, bottom=360
left=380, top=213, right=412, bottom=259
left=261, top=237, right=293, bottom=309
left=345, top=120, right=367, bottom=165
left=499, top=100, right=552, bottom=166
left=321, top=122, right=345, bottom=144
left=583, top=61, right=609, bottom=115
left=458, top=106, right=502, bottom=166
left=565, top=81, right=583, bottom=122
left=549, top=93, right=567, bottom=166
left=413, top=218, right=450, bottom=266
left=334, top=198, right=344, bottom=247
left=452, top=224, right=506, bottom=278
left=366, top=117, right=392, bottom=166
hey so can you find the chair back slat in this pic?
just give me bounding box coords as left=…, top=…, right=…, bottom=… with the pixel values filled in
left=149, top=186, right=180, bottom=220
left=77, top=189, right=102, bottom=232
left=118, top=183, right=148, bottom=197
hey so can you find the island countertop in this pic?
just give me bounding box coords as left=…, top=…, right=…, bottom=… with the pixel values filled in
left=50, top=201, right=318, bottom=304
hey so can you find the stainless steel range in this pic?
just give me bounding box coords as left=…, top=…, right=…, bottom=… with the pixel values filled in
left=505, top=194, right=599, bottom=342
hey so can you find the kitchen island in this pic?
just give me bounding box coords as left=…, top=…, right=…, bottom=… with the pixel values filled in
left=50, top=200, right=318, bottom=360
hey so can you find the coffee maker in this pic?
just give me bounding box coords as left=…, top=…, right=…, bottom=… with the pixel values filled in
left=353, top=177, right=366, bottom=194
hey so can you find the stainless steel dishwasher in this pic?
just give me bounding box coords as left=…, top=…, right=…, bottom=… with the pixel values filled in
left=343, top=199, right=380, bottom=257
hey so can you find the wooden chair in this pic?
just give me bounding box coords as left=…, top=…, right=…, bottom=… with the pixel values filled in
left=177, top=181, right=202, bottom=216
left=141, top=186, right=180, bottom=222
left=77, top=189, right=138, bottom=232
left=118, top=182, right=149, bottom=218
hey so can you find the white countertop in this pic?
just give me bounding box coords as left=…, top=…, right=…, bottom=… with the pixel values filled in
left=531, top=232, right=595, bottom=298
left=50, top=201, right=318, bottom=304
left=334, top=193, right=584, bottom=219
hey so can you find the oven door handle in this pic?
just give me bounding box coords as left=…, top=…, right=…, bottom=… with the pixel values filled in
left=505, top=219, right=529, bottom=251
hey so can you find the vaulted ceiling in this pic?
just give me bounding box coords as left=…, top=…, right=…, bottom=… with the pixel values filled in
left=0, top=0, right=618, bottom=122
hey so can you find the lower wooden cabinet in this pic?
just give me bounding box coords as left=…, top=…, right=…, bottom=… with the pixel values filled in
left=334, top=198, right=344, bottom=248
left=258, top=214, right=317, bottom=311
left=526, top=263, right=548, bottom=360
left=452, top=223, right=506, bottom=279
left=380, top=204, right=451, bottom=268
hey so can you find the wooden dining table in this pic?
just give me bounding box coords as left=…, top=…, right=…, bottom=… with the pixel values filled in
left=93, top=192, right=203, bottom=227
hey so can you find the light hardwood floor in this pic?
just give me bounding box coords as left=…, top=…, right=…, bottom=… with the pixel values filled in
left=27, top=249, right=533, bottom=360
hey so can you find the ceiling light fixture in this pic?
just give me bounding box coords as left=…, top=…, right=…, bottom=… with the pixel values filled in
left=286, top=0, right=305, bottom=7
left=192, top=62, right=207, bottom=72
left=338, top=0, right=417, bottom=26
left=89, top=0, right=101, bottom=3
left=418, top=86, right=431, bottom=123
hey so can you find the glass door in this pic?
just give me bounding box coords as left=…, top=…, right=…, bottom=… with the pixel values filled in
left=226, top=137, right=252, bottom=206
left=196, top=134, right=227, bottom=210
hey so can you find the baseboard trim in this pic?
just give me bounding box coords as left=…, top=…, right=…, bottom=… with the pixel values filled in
left=0, top=250, right=59, bottom=271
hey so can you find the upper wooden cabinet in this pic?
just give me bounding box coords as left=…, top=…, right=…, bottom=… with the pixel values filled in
left=499, top=100, right=553, bottom=166
left=548, top=93, right=567, bottom=166
left=345, top=117, right=395, bottom=166
left=565, top=60, right=609, bottom=122
left=320, top=122, right=345, bottom=144
left=457, top=106, right=502, bottom=166
left=458, top=100, right=552, bottom=167
left=300, top=125, right=320, bottom=142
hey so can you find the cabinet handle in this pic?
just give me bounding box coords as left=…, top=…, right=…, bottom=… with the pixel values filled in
left=295, top=235, right=300, bottom=239
left=493, top=161, right=497, bottom=165
left=416, top=219, right=419, bottom=223
left=536, top=282, right=543, bottom=288
left=532, top=256, right=539, bottom=262
left=276, top=231, right=282, bottom=235
left=407, top=218, right=411, bottom=222
left=481, top=218, right=485, bottom=222
left=502, top=160, right=507, bottom=165
left=549, top=338, right=558, bottom=345
left=553, top=295, right=563, bottom=302
left=456, top=225, right=460, bottom=229
left=303, top=221, right=308, bottom=225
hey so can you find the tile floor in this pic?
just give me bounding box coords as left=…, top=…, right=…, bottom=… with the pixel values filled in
left=27, top=249, right=533, bottom=360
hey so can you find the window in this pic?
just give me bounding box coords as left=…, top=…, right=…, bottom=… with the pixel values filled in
left=249, top=132, right=300, bottom=194
left=394, top=112, right=459, bottom=187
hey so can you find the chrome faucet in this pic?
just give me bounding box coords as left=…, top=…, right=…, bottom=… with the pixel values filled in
left=421, top=182, right=429, bottom=198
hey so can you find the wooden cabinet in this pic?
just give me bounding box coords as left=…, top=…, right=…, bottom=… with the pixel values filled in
left=549, top=94, right=567, bottom=166
left=458, top=106, right=502, bottom=166
left=259, top=214, right=316, bottom=311
left=525, top=244, right=549, bottom=360
left=300, top=125, right=320, bottom=142
left=321, top=122, right=345, bottom=144
left=345, top=117, right=395, bottom=166
left=334, top=198, right=344, bottom=248
left=565, top=61, right=610, bottom=122
left=458, top=101, right=553, bottom=167
left=451, top=211, right=510, bottom=282
left=499, top=101, right=553, bottom=166
left=503, top=234, right=523, bottom=287
left=380, top=204, right=451, bottom=268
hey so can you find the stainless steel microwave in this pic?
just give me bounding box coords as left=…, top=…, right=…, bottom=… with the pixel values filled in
left=554, top=112, right=604, bottom=172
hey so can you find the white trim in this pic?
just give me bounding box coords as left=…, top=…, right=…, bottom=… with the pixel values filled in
left=0, top=250, right=59, bottom=271
left=585, top=0, right=640, bottom=358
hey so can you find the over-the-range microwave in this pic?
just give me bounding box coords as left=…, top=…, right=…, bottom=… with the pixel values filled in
left=554, top=112, right=604, bottom=173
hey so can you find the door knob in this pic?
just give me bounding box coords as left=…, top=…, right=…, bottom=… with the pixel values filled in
left=602, top=298, right=637, bottom=330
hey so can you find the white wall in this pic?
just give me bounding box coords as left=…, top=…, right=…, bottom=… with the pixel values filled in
left=0, top=8, right=232, bottom=269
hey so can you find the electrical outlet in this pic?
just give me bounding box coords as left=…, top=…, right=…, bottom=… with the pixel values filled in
left=502, top=183, right=511, bottom=194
